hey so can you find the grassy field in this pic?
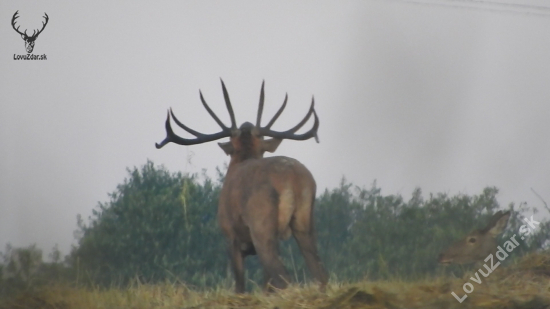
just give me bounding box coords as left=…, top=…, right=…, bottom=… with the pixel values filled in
left=2, top=253, right=549, bottom=309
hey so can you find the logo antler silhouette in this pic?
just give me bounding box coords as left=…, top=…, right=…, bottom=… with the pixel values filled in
left=12, top=11, right=49, bottom=53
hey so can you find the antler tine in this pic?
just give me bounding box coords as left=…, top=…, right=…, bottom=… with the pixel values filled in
left=312, top=109, right=320, bottom=143
left=199, top=90, right=228, bottom=130
left=284, top=98, right=315, bottom=134
left=256, top=80, right=265, bottom=127
left=156, top=109, right=232, bottom=149
left=11, top=11, right=25, bottom=36
left=220, top=79, right=237, bottom=129
left=259, top=97, right=320, bottom=143
left=264, top=93, right=287, bottom=130
left=170, top=108, right=206, bottom=137
left=156, top=110, right=178, bottom=149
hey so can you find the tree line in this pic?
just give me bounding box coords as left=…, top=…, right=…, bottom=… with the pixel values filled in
left=1, top=160, right=548, bottom=293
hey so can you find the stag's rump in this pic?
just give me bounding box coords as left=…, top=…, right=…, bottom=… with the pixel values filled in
left=218, top=156, right=316, bottom=242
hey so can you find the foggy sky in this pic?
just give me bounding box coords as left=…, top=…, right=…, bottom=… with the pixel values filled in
left=1, top=1, right=549, bottom=259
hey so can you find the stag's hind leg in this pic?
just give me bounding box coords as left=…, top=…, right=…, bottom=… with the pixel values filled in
left=246, top=190, right=291, bottom=291
left=229, top=239, right=246, bottom=293
left=292, top=231, right=328, bottom=290
left=251, top=235, right=291, bottom=291
left=291, top=190, right=328, bottom=290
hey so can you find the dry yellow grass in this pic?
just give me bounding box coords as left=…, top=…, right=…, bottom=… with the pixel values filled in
left=2, top=253, right=549, bottom=309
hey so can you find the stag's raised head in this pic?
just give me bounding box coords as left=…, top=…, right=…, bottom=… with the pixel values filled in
left=11, top=11, right=49, bottom=53
left=156, top=80, right=327, bottom=293
left=438, top=210, right=511, bottom=265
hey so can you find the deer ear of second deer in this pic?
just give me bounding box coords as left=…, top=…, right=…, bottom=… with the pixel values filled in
left=438, top=210, right=511, bottom=265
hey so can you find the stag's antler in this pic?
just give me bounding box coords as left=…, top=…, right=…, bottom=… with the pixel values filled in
left=156, top=80, right=320, bottom=148
left=255, top=81, right=319, bottom=142
left=155, top=79, right=237, bottom=148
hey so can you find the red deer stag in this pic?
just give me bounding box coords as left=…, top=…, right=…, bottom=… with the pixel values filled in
left=438, top=210, right=511, bottom=265
left=156, top=80, right=328, bottom=293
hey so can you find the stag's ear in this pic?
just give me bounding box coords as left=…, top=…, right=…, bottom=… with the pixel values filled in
left=486, top=211, right=511, bottom=237
left=218, top=141, right=234, bottom=155
left=262, top=138, right=282, bottom=153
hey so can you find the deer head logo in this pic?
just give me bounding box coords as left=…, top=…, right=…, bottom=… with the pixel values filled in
left=11, top=11, right=49, bottom=54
